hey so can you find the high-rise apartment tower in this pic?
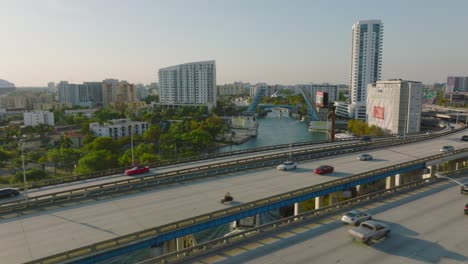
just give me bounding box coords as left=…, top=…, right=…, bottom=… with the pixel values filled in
left=349, top=20, right=384, bottom=119
left=158, top=60, right=216, bottom=109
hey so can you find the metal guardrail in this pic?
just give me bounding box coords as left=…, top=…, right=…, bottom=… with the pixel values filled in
left=26, top=148, right=468, bottom=264
left=0, top=134, right=433, bottom=213
left=0, top=140, right=380, bottom=212
left=143, top=169, right=468, bottom=264
left=10, top=138, right=350, bottom=189
left=9, top=125, right=463, bottom=190
left=0, top=131, right=456, bottom=211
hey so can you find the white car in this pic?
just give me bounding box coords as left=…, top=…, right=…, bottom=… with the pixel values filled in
left=357, top=154, right=373, bottom=161
left=277, top=161, right=298, bottom=171
left=440, top=145, right=454, bottom=152
left=341, top=210, right=372, bottom=225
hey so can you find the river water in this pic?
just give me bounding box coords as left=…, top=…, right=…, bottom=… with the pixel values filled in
left=218, top=110, right=328, bottom=152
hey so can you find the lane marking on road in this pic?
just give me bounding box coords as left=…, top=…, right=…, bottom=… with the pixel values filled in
left=276, top=231, right=296, bottom=239
left=223, top=248, right=247, bottom=257
left=198, top=254, right=226, bottom=264
left=242, top=242, right=264, bottom=250
left=259, top=237, right=280, bottom=244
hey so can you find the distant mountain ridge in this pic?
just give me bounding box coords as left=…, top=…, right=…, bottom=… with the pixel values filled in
left=0, top=79, right=15, bottom=88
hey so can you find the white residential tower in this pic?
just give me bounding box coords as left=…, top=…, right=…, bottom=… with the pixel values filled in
left=158, top=60, right=216, bottom=109
left=349, top=20, right=384, bottom=120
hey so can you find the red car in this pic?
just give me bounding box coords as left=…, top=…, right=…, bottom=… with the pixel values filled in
left=314, top=165, right=334, bottom=175
left=125, top=165, right=150, bottom=176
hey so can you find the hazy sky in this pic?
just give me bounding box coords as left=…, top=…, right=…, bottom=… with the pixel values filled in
left=1, top=0, right=467, bottom=86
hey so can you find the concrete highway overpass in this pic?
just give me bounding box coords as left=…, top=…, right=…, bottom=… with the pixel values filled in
left=0, top=131, right=467, bottom=263
left=186, top=176, right=468, bottom=264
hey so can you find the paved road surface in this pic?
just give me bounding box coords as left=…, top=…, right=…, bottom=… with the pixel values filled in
left=190, top=178, right=468, bottom=264
left=0, top=132, right=466, bottom=263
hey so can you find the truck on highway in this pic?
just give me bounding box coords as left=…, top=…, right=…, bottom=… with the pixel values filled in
left=348, top=220, right=390, bottom=244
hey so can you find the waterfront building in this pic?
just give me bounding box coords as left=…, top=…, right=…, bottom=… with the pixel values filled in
left=367, top=80, right=422, bottom=135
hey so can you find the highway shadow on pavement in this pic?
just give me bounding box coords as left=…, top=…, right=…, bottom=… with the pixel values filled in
left=368, top=158, right=388, bottom=162
left=196, top=180, right=468, bottom=264
left=365, top=220, right=467, bottom=262
left=322, top=172, right=354, bottom=177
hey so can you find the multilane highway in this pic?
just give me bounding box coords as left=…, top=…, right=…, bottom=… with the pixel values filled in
left=188, top=177, right=468, bottom=264
left=0, top=130, right=454, bottom=200
left=0, top=131, right=466, bottom=263
left=3, top=136, right=374, bottom=200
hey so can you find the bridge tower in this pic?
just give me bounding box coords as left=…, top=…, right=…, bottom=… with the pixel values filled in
left=299, top=87, right=321, bottom=121
left=247, top=86, right=266, bottom=113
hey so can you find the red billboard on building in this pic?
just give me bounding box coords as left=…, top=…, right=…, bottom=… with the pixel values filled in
left=373, top=106, right=385, bottom=120
left=316, top=91, right=329, bottom=107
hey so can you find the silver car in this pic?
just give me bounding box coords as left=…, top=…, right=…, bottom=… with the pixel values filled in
left=440, top=145, right=454, bottom=152
left=348, top=220, right=390, bottom=244
left=357, top=154, right=373, bottom=161
left=341, top=210, right=372, bottom=225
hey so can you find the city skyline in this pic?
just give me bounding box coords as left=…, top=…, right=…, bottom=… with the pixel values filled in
left=1, top=0, right=468, bottom=86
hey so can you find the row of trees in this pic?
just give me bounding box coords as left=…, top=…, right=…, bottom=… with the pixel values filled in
left=347, top=120, right=384, bottom=136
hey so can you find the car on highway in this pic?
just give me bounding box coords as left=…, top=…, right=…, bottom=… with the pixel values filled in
left=465, top=203, right=468, bottom=215
left=341, top=210, right=372, bottom=225
left=461, top=135, right=468, bottom=141
left=461, top=185, right=468, bottom=194
left=125, top=165, right=150, bottom=176
left=360, top=136, right=371, bottom=142
left=314, top=165, right=334, bottom=175
left=277, top=161, right=298, bottom=171
left=0, top=188, right=20, bottom=199
left=357, top=154, right=373, bottom=161
left=440, top=145, right=455, bottom=152
left=348, top=220, right=390, bottom=244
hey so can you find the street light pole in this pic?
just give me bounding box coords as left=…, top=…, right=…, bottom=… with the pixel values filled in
left=19, top=139, right=28, bottom=202
left=325, top=103, right=336, bottom=143
left=130, top=126, right=135, bottom=166
left=435, top=172, right=467, bottom=188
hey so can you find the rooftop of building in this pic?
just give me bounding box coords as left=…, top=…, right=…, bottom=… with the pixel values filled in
left=159, top=60, right=216, bottom=71
left=374, top=79, right=422, bottom=84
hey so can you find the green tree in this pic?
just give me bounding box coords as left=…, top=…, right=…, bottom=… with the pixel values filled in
left=75, top=150, right=116, bottom=174
left=12, top=168, right=49, bottom=183
left=348, top=120, right=384, bottom=136
left=182, top=128, right=213, bottom=151
left=140, top=153, right=159, bottom=164
left=34, top=124, right=54, bottom=138
left=85, top=137, right=122, bottom=153
left=0, top=148, right=12, bottom=164
left=144, top=95, right=159, bottom=104
left=143, top=125, right=163, bottom=143
left=119, top=143, right=157, bottom=166
left=94, top=108, right=121, bottom=122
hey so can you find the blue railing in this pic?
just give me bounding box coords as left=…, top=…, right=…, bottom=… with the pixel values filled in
left=72, top=162, right=427, bottom=264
